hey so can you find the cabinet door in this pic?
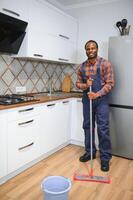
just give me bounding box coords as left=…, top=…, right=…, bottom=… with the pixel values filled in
left=58, top=100, right=71, bottom=143
left=43, top=4, right=78, bottom=43
left=66, top=41, right=77, bottom=64
left=0, top=0, right=29, bottom=21
left=42, top=34, right=77, bottom=63
left=57, top=37, right=77, bottom=64
left=50, top=101, right=71, bottom=147
left=71, top=99, right=84, bottom=143
left=40, top=100, right=70, bottom=156
left=0, top=111, right=7, bottom=179
left=7, top=115, right=41, bottom=173
left=40, top=102, right=59, bottom=154
left=16, top=0, right=46, bottom=58
left=26, top=0, right=46, bottom=58
left=57, top=15, right=78, bottom=44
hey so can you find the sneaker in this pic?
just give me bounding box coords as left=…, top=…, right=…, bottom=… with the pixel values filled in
left=79, top=152, right=96, bottom=162
left=101, top=160, right=110, bottom=172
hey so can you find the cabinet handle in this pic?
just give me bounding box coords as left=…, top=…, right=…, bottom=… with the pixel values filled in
left=59, top=34, right=70, bottom=40
left=18, top=119, right=34, bottom=126
left=47, top=103, right=56, bottom=107
left=62, top=100, right=69, bottom=104
left=18, top=108, right=34, bottom=113
left=2, top=8, right=20, bottom=17
left=33, top=54, right=43, bottom=57
left=77, top=99, right=82, bottom=102
left=18, top=142, right=34, bottom=151
left=58, top=58, right=69, bottom=62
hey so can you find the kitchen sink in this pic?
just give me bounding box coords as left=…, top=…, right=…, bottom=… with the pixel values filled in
left=48, top=92, right=72, bottom=97
left=34, top=92, right=72, bottom=98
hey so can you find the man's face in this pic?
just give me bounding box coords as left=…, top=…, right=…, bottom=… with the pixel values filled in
left=85, top=42, right=98, bottom=59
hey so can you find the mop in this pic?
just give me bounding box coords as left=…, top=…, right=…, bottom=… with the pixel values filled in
left=73, top=85, right=111, bottom=184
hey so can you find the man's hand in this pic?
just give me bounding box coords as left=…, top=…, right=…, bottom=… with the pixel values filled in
left=88, top=92, right=100, bottom=100
left=87, top=78, right=93, bottom=87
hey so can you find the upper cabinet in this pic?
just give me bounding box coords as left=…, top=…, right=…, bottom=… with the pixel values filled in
left=0, top=0, right=29, bottom=21
left=19, top=0, right=48, bottom=59
left=15, top=0, right=78, bottom=64
left=42, top=3, right=77, bottom=44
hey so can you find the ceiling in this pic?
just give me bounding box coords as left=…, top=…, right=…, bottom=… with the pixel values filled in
left=49, top=0, right=96, bottom=6
left=45, top=0, right=120, bottom=10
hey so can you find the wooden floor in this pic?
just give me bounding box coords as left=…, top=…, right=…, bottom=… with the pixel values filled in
left=0, top=144, right=133, bottom=200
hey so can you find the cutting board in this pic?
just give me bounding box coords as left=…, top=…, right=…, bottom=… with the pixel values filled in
left=62, top=74, right=71, bottom=92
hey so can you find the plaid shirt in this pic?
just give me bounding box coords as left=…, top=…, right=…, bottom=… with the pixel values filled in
left=76, top=56, right=115, bottom=96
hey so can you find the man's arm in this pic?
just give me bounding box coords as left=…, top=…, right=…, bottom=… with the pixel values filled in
left=76, top=67, right=88, bottom=90
left=98, top=61, right=115, bottom=96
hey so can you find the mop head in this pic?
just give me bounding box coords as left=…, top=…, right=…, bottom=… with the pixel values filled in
left=73, top=173, right=111, bottom=184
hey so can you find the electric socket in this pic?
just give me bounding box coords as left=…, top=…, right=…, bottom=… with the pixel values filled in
left=16, top=86, right=26, bottom=93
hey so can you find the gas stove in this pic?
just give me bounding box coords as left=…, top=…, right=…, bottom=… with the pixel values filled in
left=0, top=94, right=39, bottom=105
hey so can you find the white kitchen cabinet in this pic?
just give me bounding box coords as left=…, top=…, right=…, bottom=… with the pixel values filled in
left=16, top=0, right=46, bottom=59
left=25, top=0, right=48, bottom=59
left=7, top=105, right=42, bottom=173
left=1, top=97, right=87, bottom=184
left=40, top=100, right=70, bottom=155
left=16, top=0, right=78, bottom=63
left=71, top=99, right=84, bottom=145
left=48, top=102, right=63, bottom=148
left=0, top=111, right=7, bottom=179
left=42, top=34, right=77, bottom=63
left=41, top=0, right=78, bottom=63
left=40, top=102, right=58, bottom=154
left=58, top=100, right=71, bottom=143
left=0, top=0, right=29, bottom=21
left=42, top=1, right=78, bottom=44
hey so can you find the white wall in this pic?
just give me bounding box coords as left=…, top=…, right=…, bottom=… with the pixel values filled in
left=67, top=0, right=133, bottom=63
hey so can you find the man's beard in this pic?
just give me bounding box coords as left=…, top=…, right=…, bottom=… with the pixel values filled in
left=87, top=52, right=97, bottom=59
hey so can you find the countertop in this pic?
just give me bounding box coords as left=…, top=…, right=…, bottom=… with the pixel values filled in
left=0, top=92, right=83, bottom=111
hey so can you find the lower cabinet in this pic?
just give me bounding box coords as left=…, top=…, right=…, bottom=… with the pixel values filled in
left=58, top=100, right=71, bottom=143
left=7, top=105, right=42, bottom=173
left=40, top=100, right=71, bottom=155
left=40, top=102, right=59, bottom=154
left=0, top=111, right=7, bottom=179
left=0, top=98, right=83, bottom=184
left=70, top=98, right=84, bottom=144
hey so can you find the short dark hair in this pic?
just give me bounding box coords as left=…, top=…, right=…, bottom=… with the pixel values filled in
left=85, top=40, right=98, bottom=49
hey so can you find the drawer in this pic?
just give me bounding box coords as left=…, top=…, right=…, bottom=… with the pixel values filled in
left=8, top=139, right=40, bottom=173
left=8, top=117, right=36, bottom=146
left=7, top=104, right=42, bottom=122
left=7, top=115, right=41, bottom=173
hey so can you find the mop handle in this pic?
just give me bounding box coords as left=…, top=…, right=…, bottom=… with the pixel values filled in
left=89, top=85, right=93, bottom=176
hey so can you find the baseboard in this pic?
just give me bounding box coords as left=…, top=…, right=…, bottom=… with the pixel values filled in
left=0, top=141, right=69, bottom=185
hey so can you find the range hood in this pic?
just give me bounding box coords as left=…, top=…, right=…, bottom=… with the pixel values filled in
left=0, top=12, right=28, bottom=54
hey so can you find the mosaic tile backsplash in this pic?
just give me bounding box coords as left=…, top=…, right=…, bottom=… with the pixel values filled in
left=0, top=55, right=80, bottom=95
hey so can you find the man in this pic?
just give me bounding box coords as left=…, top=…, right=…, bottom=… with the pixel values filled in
left=76, top=40, right=114, bottom=171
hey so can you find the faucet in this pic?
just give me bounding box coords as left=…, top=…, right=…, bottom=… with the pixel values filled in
left=47, top=76, right=53, bottom=96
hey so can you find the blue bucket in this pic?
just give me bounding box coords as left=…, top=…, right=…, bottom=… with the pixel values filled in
left=41, top=176, right=71, bottom=200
